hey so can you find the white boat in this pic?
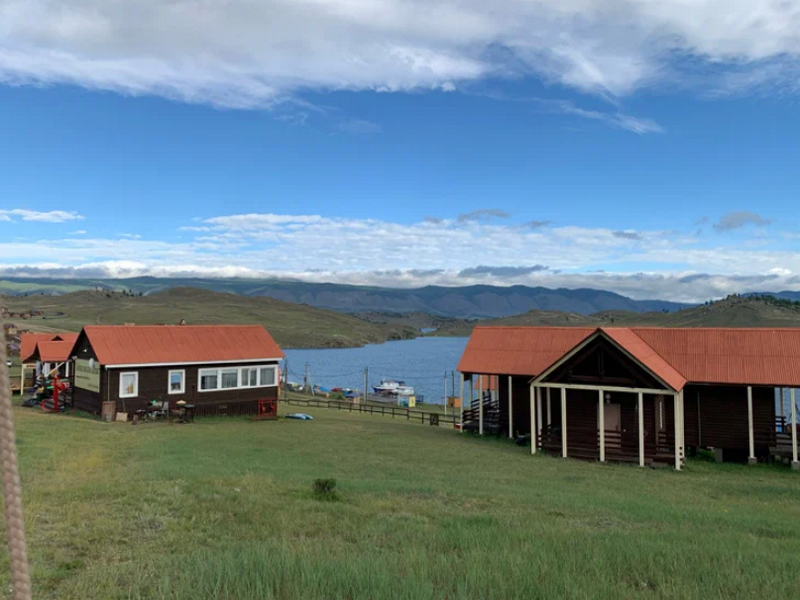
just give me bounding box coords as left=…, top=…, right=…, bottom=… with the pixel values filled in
left=373, top=379, right=415, bottom=396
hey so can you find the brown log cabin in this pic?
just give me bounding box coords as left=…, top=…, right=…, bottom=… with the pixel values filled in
left=66, top=325, right=284, bottom=419
left=458, top=327, right=800, bottom=471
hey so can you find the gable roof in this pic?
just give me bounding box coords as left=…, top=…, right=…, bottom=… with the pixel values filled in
left=596, top=328, right=686, bottom=391
left=459, top=326, right=800, bottom=390
left=80, top=325, right=284, bottom=367
left=33, top=340, right=76, bottom=363
left=20, top=332, right=79, bottom=363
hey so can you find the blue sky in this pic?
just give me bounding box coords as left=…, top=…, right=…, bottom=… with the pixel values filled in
left=1, top=1, right=799, bottom=302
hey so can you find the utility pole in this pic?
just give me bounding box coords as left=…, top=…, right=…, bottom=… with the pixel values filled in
left=283, top=358, right=288, bottom=403
left=444, top=371, right=448, bottom=417
left=364, top=367, right=369, bottom=405
left=304, top=363, right=310, bottom=395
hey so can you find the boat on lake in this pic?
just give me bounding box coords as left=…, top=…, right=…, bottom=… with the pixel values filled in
left=373, top=379, right=415, bottom=397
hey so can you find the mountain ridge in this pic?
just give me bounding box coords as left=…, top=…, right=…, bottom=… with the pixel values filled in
left=0, top=277, right=691, bottom=318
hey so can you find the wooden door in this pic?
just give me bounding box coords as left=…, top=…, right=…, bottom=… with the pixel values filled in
left=604, top=403, right=622, bottom=449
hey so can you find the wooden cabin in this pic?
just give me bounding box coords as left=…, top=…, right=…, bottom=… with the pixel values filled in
left=68, top=325, right=284, bottom=419
left=458, top=326, right=800, bottom=471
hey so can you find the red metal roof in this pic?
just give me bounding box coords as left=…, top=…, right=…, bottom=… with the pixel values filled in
left=20, top=333, right=79, bottom=363
left=632, top=327, right=800, bottom=388
left=82, top=325, right=284, bottom=366
left=33, top=340, right=76, bottom=363
left=458, top=327, right=595, bottom=377
left=459, top=326, right=800, bottom=390
left=602, top=328, right=687, bottom=391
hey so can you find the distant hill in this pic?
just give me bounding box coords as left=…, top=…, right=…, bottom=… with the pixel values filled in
left=2, top=287, right=419, bottom=349
left=748, top=290, right=800, bottom=303
left=0, top=277, right=690, bottom=318
left=432, top=294, right=800, bottom=336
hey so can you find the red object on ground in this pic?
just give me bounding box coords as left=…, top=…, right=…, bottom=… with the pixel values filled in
left=42, top=375, right=67, bottom=412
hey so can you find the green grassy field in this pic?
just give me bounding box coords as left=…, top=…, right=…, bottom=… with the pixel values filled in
left=2, top=404, right=800, bottom=600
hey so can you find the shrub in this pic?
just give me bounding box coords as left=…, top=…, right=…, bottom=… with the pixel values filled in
left=312, top=478, right=339, bottom=501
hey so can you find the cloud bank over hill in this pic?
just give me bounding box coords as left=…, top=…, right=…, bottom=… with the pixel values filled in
left=0, top=209, right=796, bottom=303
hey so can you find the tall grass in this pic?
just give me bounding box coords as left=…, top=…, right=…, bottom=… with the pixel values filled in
left=2, top=404, right=800, bottom=599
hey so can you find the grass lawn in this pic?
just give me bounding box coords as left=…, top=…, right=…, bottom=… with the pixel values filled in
left=2, top=404, right=800, bottom=600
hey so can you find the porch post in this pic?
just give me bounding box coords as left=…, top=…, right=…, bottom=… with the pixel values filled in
left=598, top=389, right=605, bottom=463
left=468, top=376, right=474, bottom=419
left=679, top=390, right=685, bottom=461
left=747, top=386, right=756, bottom=465
left=673, top=393, right=681, bottom=471
left=478, top=374, right=484, bottom=435
left=536, top=386, right=543, bottom=440
left=459, top=373, right=464, bottom=434
left=638, top=392, right=645, bottom=467
left=791, top=389, right=798, bottom=470
left=561, top=387, right=568, bottom=458
left=546, top=388, right=552, bottom=426
left=779, top=388, right=785, bottom=421
left=529, top=383, right=536, bottom=455
left=507, top=375, right=513, bottom=439
left=19, top=363, right=25, bottom=396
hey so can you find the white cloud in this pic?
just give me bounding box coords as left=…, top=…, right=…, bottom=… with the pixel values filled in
left=69, top=230, right=87, bottom=235
left=1, top=1, right=799, bottom=108
left=1, top=210, right=799, bottom=302
left=0, top=209, right=84, bottom=223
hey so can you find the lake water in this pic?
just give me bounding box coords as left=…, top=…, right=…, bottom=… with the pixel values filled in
left=283, top=337, right=469, bottom=404
left=285, top=337, right=799, bottom=412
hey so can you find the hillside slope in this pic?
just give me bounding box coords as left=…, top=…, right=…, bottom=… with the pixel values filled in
left=0, top=277, right=690, bottom=318
left=3, top=288, right=419, bottom=349
left=433, top=295, right=800, bottom=336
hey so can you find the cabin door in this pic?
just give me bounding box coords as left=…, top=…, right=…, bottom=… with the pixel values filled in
left=604, top=403, right=622, bottom=449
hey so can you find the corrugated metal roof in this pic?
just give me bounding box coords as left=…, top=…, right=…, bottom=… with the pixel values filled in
left=457, top=327, right=595, bottom=376
left=20, top=332, right=79, bottom=363
left=459, top=326, right=800, bottom=389
left=34, top=340, right=76, bottom=363
left=632, top=328, right=800, bottom=387
left=602, top=328, right=687, bottom=391
left=82, top=325, right=284, bottom=366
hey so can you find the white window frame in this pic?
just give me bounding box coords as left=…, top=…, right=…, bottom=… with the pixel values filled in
left=168, top=369, right=186, bottom=395
left=197, top=364, right=279, bottom=393
left=259, top=365, right=277, bottom=387
left=219, top=368, right=240, bottom=390
left=119, top=371, right=139, bottom=399
left=241, top=367, right=258, bottom=388
left=199, top=368, right=219, bottom=391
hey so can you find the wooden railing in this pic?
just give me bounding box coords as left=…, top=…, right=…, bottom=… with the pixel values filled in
left=461, top=392, right=504, bottom=433
left=539, top=424, right=667, bottom=463
left=284, top=397, right=461, bottom=429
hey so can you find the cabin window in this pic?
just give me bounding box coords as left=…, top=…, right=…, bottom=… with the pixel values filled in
left=241, top=368, right=258, bottom=387
left=119, top=372, right=139, bottom=398
left=200, top=369, right=218, bottom=391
left=220, top=369, right=239, bottom=389
left=168, top=370, right=185, bottom=394
left=259, top=366, right=277, bottom=386
left=198, top=364, right=279, bottom=392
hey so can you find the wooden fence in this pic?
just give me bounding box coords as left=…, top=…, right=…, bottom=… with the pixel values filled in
left=284, top=397, right=461, bottom=429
